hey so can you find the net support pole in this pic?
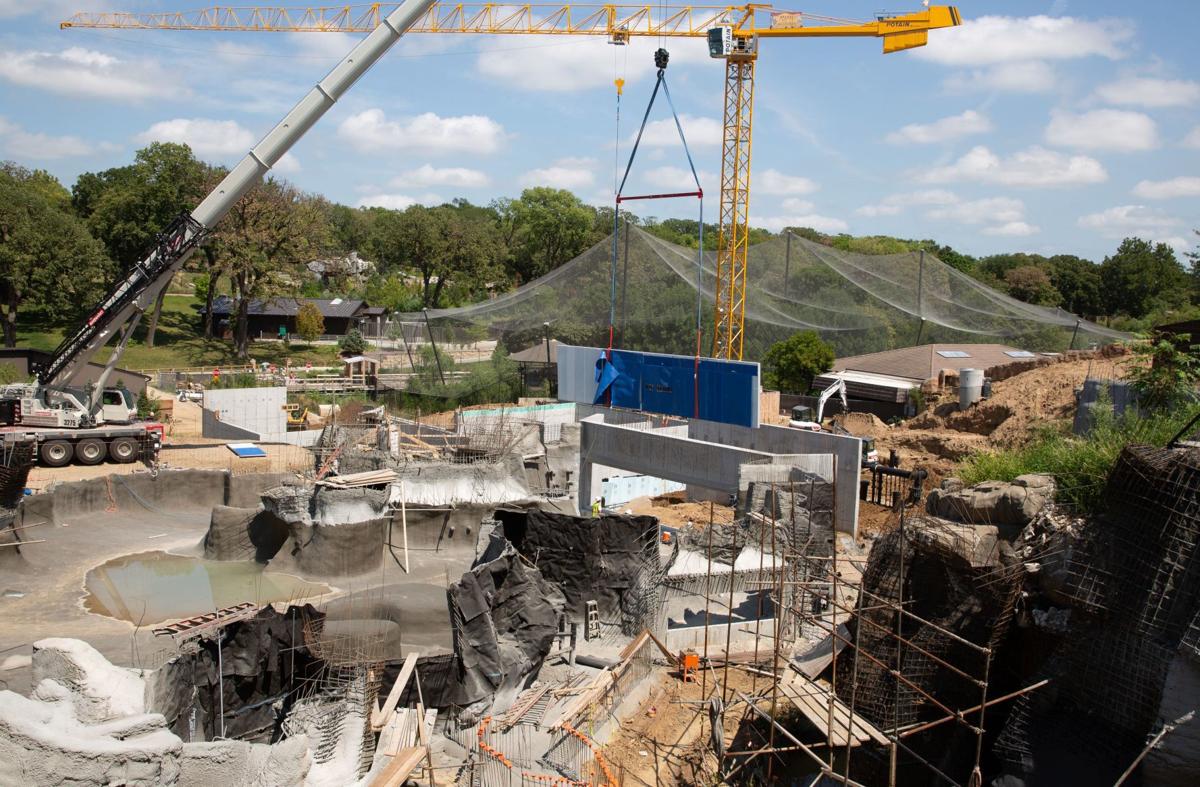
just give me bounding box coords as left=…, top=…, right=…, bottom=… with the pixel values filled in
left=422, top=309, right=446, bottom=385
left=784, top=231, right=792, bottom=300
left=1069, top=319, right=1081, bottom=350
left=620, top=216, right=631, bottom=344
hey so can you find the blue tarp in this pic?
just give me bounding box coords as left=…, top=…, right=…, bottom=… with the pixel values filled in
left=587, top=348, right=758, bottom=427
left=226, top=442, right=267, bottom=458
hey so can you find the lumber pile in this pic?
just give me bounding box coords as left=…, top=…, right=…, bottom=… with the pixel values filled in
left=317, top=469, right=399, bottom=488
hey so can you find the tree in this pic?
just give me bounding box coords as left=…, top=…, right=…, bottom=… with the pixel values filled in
left=365, top=274, right=422, bottom=313
left=1004, top=265, right=1060, bottom=306
left=494, top=188, right=595, bottom=282
left=1046, top=255, right=1103, bottom=316
left=74, top=143, right=208, bottom=346
left=217, top=178, right=330, bottom=358
left=367, top=205, right=446, bottom=305
left=0, top=163, right=112, bottom=347
left=761, top=330, right=835, bottom=393
left=1099, top=237, right=1190, bottom=318
left=367, top=205, right=502, bottom=308
left=296, top=301, right=325, bottom=343
left=339, top=329, right=368, bottom=356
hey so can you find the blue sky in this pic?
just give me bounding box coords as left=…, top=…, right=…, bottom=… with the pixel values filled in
left=0, top=0, right=1196, bottom=261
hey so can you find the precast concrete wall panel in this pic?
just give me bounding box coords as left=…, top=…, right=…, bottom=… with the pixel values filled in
left=203, top=386, right=287, bottom=442
left=557, top=345, right=603, bottom=405
left=687, top=420, right=861, bottom=536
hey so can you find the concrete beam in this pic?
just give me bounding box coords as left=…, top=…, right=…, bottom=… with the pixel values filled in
left=578, top=419, right=777, bottom=513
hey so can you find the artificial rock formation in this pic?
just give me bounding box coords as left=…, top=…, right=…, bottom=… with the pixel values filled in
left=925, top=474, right=1054, bottom=529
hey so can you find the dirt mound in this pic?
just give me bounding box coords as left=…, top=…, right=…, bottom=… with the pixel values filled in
left=870, top=356, right=1134, bottom=478
left=833, top=411, right=890, bottom=439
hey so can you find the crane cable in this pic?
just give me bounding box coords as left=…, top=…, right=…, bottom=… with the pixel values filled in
left=605, top=48, right=706, bottom=415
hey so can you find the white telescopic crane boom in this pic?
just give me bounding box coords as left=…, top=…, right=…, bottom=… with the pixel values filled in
left=36, top=0, right=436, bottom=415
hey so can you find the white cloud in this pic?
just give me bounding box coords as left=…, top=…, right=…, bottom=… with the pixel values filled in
left=0, top=47, right=178, bottom=102
left=136, top=118, right=255, bottom=157
left=983, top=221, right=1040, bottom=237
left=391, top=164, right=489, bottom=189
left=928, top=197, right=1026, bottom=225
left=337, top=109, right=506, bottom=154
left=356, top=192, right=442, bottom=210
left=1182, top=126, right=1200, bottom=149
left=0, top=0, right=107, bottom=20
left=886, top=110, right=992, bottom=145
left=1044, top=109, right=1158, bottom=152
left=477, top=36, right=713, bottom=92
left=1132, top=176, right=1200, bottom=200
left=750, top=211, right=848, bottom=234
left=920, top=145, right=1107, bottom=187
left=519, top=157, right=597, bottom=190
left=1078, top=205, right=1184, bottom=241
left=855, top=203, right=903, bottom=218
left=636, top=115, right=722, bottom=148
left=0, top=116, right=106, bottom=159
left=915, top=15, right=1133, bottom=67
left=637, top=165, right=717, bottom=197
left=757, top=169, right=818, bottom=196
left=780, top=198, right=814, bottom=213
left=1095, top=77, right=1200, bottom=108
left=944, top=61, right=1058, bottom=94
left=273, top=153, right=301, bottom=174
left=287, top=31, right=363, bottom=61
left=855, top=189, right=957, bottom=217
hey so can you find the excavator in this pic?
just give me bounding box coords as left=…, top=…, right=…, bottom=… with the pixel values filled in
left=789, top=375, right=879, bottom=465
left=0, top=0, right=439, bottom=466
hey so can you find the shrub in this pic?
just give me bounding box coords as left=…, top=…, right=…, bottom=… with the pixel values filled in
left=136, top=390, right=161, bottom=419
left=338, top=329, right=368, bottom=356
left=959, top=402, right=1200, bottom=514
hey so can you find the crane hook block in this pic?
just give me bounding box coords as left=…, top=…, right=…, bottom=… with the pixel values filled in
left=654, top=48, right=669, bottom=70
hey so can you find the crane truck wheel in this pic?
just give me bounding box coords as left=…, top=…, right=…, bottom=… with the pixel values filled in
left=75, top=439, right=107, bottom=465
left=40, top=440, right=74, bottom=467
left=108, top=437, right=139, bottom=464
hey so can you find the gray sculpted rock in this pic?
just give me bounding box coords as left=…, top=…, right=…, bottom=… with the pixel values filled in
left=925, top=473, right=1055, bottom=528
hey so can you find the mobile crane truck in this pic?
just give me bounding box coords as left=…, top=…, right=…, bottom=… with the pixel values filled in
left=0, top=0, right=437, bottom=468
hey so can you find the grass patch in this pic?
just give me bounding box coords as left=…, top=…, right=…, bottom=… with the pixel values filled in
left=16, top=294, right=341, bottom=371
left=959, top=403, right=1200, bottom=515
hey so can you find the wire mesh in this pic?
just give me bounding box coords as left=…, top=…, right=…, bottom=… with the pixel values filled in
left=398, top=228, right=1129, bottom=363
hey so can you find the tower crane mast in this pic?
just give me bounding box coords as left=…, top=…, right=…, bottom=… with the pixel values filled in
left=62, top=3, right=962, bottom=360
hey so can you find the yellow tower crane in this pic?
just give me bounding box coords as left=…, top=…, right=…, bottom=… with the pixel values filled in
left=63, top=3, right=962, bottom=359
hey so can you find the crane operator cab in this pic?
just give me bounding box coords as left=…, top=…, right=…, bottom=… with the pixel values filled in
left=99, top=387, right=137, bottom=424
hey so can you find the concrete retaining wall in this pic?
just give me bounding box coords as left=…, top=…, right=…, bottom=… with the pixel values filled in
left=202, top=387, right=287, bottom=442
left=18, top=470, right=300, bottom=526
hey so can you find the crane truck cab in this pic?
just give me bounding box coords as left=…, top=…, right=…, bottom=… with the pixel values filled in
left=0, top=383, right=135, bottom=428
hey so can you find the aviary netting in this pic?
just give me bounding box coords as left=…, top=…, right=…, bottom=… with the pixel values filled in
left=397, top=227, right=1129, bottom=362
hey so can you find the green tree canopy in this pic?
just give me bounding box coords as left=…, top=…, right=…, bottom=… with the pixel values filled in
left=217, top=177, right=331, bottom=358
left=761, top=330, right=835, bottom=393
left=0, top=163, right=112, bottom=347
left=1004, top=265, right=1060, bottom=306
left=74, top=143, right=207, bottom=270
left=295, top=301, right=325, bottom=342
left=1099, top=237, right=1190, bottom=318
left=495, top=188, right=595, bottom=282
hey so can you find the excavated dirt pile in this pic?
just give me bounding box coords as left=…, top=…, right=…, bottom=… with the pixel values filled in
left=833, top=355, right=1134, bottom=478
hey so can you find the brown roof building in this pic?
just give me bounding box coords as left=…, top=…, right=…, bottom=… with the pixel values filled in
left=816, top=343, right=1042, bottom=404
